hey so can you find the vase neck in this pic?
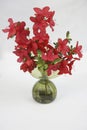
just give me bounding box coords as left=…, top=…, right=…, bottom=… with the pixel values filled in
left=41, top=74, right=48, bottom=80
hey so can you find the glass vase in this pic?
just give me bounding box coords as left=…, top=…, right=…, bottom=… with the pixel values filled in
left=31, top=68, right=58, bottom=104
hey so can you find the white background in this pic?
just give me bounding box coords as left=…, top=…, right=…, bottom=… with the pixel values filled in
left=0, top=0, right=87, bottom=130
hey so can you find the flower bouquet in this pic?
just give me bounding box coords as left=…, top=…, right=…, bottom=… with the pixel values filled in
left=3, top=6, right=82, bottom=103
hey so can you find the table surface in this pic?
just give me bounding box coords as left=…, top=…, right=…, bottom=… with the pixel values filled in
left=0, top=52, right=87, bottom=130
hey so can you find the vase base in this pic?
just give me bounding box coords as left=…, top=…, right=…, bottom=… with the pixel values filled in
left=32, top=79, right=57, bottom=104
left=33, top=96, right=56, bottom=104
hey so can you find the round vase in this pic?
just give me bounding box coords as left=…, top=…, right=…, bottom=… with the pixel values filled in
left=32, top=76, right=57, bottom=104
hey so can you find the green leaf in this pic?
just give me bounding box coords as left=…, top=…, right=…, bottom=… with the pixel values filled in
left=37, top=50, right=42, bottom=57
left=38, top=66, right=43, bottom=74
left=53, top=42, right=58, bottom=48
left=26, top=27, right=29, bottom=30
left=53, top=58, right=62, bottom=64
left=66, top=31, right=72, bottom=43
left=37, top=63, right=43, bottom=67
left=66, top=31, right=70, bottom=38
left=44, top=64, right=48, bottom=70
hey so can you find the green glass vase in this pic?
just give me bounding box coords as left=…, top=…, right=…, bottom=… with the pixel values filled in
left=31, top=68, right=58, bottom=104
left=32, top=76, right=57, bottom=104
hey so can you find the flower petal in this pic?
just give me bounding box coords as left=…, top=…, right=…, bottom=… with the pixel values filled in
left=34, top=7, right=42, bottom=14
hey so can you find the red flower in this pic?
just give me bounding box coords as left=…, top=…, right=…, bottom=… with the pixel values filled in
left=14, top=45, right=36, bottom=73
left=58, top=60, right=75, bottom=75
left=47, top=11, right=55, bottom=31
left=32, top=22, right=47, bottom=36
left=57, top=39, right=70, bottom=55
left=34, top=6, right=50, bottom=15
left=2, top=18, right=17, bottom=38
left=27, top=39, right=38, bottom=54
left=32, top=33, right=49, bottom=53
left=73, top=42, right=83, bottom=58
left=47, top=63, right=58, bottom=76
left=16, top=21, right=26, bottom=32
left=20, top=63, right=28, bottom=72
left=68, top=60, right=75, bottom=74
left=13, top=45, right=29, bottom=63
left=15, top=22, right=30, bottom=45
left=58, top=60, right=70, bottom=75
left=30, top=6, right=55, bottom=36
left=20, top=60, right=36, bottom=72
left=2, top=6, right=83, bottom=75
left=42, top=49, right=58, bottom=62
left=33, top=6, right=55, bottom=31
left=15, top=29, right=29, bottom=45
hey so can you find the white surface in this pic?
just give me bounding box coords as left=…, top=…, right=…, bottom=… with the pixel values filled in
left=0, top=0, right=87, bottom=130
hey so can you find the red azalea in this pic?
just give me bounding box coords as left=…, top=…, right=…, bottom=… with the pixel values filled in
left=42, top=49, right=58, bottom=62
left=15, top=29, right=29, bottom=45
left=32, top=33, right=49, bottom=52
left=58, top=59, right=75, bottom=75
left=68, top=60, right=75, bottom=74
left=14, top=45, right=36, bottom=72
left=34, top=6, right=50, bottom=15
left=73, top=42, right=83, bottom=58
left=47, top=63, right=58, bottom=76
left=30, top=6, right=55, bottom=36
left=58, top=60, right=70, bottom=75
left=20, top=60, right=35, bottom=73
left=15, top=21, right=30, bottom=45
left=2, top=18, right=17, bottom=38
left=13, top=45, right=29, bottom=63
left=27, top=39, right=38, bottom=55
left=33, top=33, right=49, bottom=45
left=16, top=21, right=26, bottom=32
left=66, top=54, right=73, bottom=61
left=37, top=43, right=46, bottom=52
left=3, top=6, right=83, bottom=75
left=57, top=38, right=70, bottom=56
left=20, top=63, right=29, bottom=72
left=32, top=22, right=47, bottom=36
left=33, top=6, right=55, bottom=31
left=30, top=13, right=48, bottom=36
left=46, top=11, right=55, bottom=31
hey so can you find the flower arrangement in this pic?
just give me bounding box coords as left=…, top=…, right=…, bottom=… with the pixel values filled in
left=3, top=6, right=83, bottom=77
